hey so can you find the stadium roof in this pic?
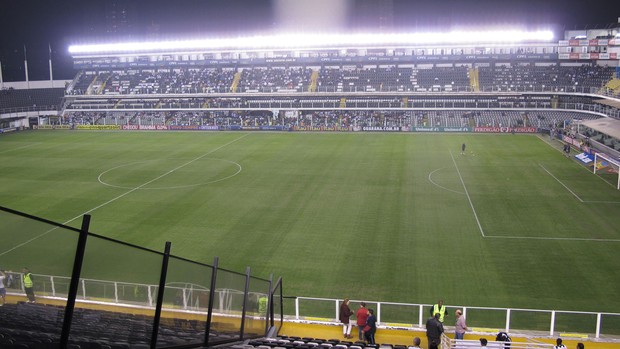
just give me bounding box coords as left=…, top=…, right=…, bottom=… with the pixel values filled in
left=595, top=98, right=620, bottom=110
left=581, top=117, right=620, bottom=140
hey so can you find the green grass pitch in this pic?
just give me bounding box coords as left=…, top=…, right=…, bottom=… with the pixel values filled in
left=1, top=130, right=619, bottom=315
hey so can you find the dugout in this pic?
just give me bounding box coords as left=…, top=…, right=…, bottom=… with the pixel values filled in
left=577, top=117, right=620, bottom=157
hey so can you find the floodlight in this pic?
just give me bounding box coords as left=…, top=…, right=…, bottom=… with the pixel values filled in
left=68, top=30, right=555, bottom=55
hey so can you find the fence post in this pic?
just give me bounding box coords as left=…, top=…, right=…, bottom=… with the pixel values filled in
left=59, top=214, right=91, bottom=349
left=240, top=266, right=251, bottom=339
left=550, top=310, right=556, bottom=337
left=505, top=308, right=511, bottom=333
left=419, top=305, right=423, bottom=327
left=295, top=297, right=300, bottom=320
left=336, top=299, right=340, bottom=321
left=377, top=302, right=381, bottom=324
left=204, top=256, right=219, bottom=347
left=149, top=241, right=171, bottom=349
left=595, top=313, right=601, bottom=338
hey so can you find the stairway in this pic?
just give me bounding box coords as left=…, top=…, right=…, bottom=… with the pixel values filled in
left=469, top=68, right=480, bottom=92
left=308, top=70, right=319, bottom=92
left=230, top=72, right=242, bottom=93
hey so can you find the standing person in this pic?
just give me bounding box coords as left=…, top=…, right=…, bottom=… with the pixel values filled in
left=455, top=309, right=468, bottom=339
left=425, top=313, right=444, bottom=348
left=22, top=267, right=35, bottom=303
left=364, top=308, right=377, bottom=344
left=430, top=299, right=448, bottom=323
left=0, top=270, right=6, bottom=306
left=461, top=143, right=466, bottom=155
left=356, top=302, right=370, bottom=341
left=340, top=298, right=353, bottom=339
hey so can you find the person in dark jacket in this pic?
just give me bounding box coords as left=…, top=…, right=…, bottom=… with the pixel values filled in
left=340, top=298, right=353, bottom=339
left=426, top=313, right=444, bottom=348
left=364, top=309, right=377, bottom=344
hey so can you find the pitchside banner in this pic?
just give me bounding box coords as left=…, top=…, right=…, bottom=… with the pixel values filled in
left=76, top=125, right=120, bottom=130
left=361, top=126, right=402, bottom=132
left=122, top=125, right=168, bottom=130
left=0, top=127, right=19, bottom=134
left=37, top=125, right=71, bottom=130
left=474, top=127, right=537, bottom=133
left=411, top=127, right=471, bottom=132
left=575, top=152, right=594, bottom=164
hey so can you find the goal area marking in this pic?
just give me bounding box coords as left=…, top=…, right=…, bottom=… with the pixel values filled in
left=449, top=150, right=620, bottom=242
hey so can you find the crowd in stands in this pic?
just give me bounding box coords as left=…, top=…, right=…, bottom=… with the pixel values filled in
left=239, top=67, right=311, bottom=92
left=58, top=109, right=598, bottom=130
left=479, top=64, right=613, bottom=92
left=65, top=64, right=616, bottom=96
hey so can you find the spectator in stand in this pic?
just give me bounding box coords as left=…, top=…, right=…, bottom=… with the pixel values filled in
left=576, top=343, right=584, bottom=349
left=356, top=302, right=370, bottom=340
left=340, top=298, right=353, bottom=339
left=409, top=337, right=422, bottom=349
left=0, top=269, right=7, bottom=306
left=426, top=313, right=444, bottom=348
left=364, top=309, right=377, bottom=344
left=455, top=309, right=468, bottom=339
left=554, top=338, right=567, bottom=349
left=480, top=338, right=488, bottom=349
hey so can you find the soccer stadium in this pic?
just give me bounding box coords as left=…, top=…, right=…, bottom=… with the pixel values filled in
left=1, top=2, right=620, bottom=349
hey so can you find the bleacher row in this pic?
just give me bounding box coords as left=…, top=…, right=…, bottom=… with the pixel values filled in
left=0, top=88, right=65, bottom=111
left=61, top=110, right=598, bottom=129
left=66, top=65, right=615, bottom=95
left=236, top=336, right=402, bottom=349
left=0, top=302, right=243, bottom=349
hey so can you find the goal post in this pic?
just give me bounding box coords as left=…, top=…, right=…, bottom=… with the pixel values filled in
left=593, top=152, right=620, bottom=189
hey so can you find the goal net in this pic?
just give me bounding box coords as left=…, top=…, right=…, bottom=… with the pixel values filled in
left=593, top=152, right=620, bottom=189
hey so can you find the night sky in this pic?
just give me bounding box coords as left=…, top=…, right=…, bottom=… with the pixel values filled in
left=0, top=0, right=618, bottom=82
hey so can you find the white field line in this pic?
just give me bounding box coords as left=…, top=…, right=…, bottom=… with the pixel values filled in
left=535, top=134, right=618, bottom=189
left=449, top=150, right=486, bottom=237
left=0, top=143, right=38, bottom=154
left=484, top=234, right=620, bottom=242
left=539, top=163, right=620, bottom=204
left=427, top=167, right=466, bottom=195
left=0, top=133, right=250, bottom=257
left=538, top=164, right=584, bottom=202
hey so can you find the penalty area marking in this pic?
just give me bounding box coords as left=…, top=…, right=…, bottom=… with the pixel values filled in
left=535, top=134, right=618, bottom=189
left=427, top=167, right=465, bottom=195
left=0, top=133, right=251, bottom=257
left=97, top=158, right=242, bottom=190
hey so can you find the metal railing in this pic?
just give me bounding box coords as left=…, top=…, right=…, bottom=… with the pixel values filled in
left=286, top=296, right=620, bottom=338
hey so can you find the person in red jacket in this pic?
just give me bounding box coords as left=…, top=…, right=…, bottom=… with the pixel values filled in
left=356, top=302, right=370, bottom=341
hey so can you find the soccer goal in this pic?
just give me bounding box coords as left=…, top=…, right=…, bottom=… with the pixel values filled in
left=593, top=152, right=620, bottom=189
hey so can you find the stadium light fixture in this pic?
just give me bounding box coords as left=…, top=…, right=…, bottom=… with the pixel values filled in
left=68, top=30, right=554, bottom=55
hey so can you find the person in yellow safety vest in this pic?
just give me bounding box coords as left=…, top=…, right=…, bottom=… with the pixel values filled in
left=430, top=299, right=448, bottom=323
left=258, top=295, right=268, bottom=315
left=22, top=267, right=36, bottom=303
